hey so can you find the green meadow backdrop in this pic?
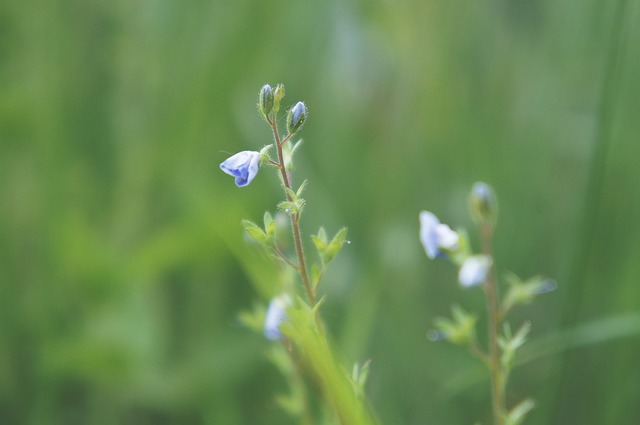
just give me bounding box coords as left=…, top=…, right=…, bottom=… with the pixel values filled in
left=1, top=0, right=639, bottom=423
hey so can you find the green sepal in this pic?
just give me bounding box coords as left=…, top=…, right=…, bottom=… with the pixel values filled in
left=241, top=219, right=268, bottom=245
left=259, top=144, right=275, bottom=166
left=449, top=228, right=472, bottom=267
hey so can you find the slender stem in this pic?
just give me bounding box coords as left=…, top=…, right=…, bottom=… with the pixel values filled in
left=274, top=245, right=299, bottom=269
left=468, top=339, right=491, bottom=367
left=481, top=224, right=505, bottom=425
left=269, top=118, right=315, bottom=305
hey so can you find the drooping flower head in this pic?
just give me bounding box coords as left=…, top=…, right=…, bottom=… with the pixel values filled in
left=263, top=294, right=291, bottom=341
left=220, top=150, right=260, bottom=187
left=419, top=211, right=459, bottom=259
left=458, top=255, right=492, bottom=287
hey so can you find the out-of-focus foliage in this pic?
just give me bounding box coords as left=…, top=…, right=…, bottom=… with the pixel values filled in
left=0, top=0, right=638, bottom=424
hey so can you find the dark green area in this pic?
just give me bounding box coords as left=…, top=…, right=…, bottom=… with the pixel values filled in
left=1, top=0, right=639, bottom=423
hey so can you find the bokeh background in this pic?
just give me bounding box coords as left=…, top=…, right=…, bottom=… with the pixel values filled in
left=2, top=0, right=639, bottom=424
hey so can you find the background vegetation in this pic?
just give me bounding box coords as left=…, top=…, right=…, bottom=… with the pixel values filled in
left=1, top=0, right=639, bottom=423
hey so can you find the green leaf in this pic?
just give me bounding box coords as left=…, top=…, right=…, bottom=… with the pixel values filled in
left=263, top=211, right=276, bottom=240
left=311, top=263, right=323, bottom=290
left=283, top=186, right=298, bottom=201
left=290, top=139, right=303, bottom=156
left=502, top=273, right=556, bottom=315
left=241, top=219, right=268, bottom=245
left=277, top=201, right=294, bottom=213
left=296, top=179, right=308, bottom=198
left=237, top=302, right=266, bottom=333
left=434, top=305, right=478, bottom=345
left=506, top=398, right=535, bottom=425
left=500, top=321, right=531, bottom=370
left=311, top=232, right=328, bottom=262
left=324, top=227, right=348, bottom=264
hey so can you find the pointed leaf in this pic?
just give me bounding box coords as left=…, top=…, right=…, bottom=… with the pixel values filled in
left=506, top=398, right=535, bottom=425
left=296, top=179, right=308, bottom=198
left=241, top=219, right=268, bottom=245
left=263, top=211, right=276, bottom=240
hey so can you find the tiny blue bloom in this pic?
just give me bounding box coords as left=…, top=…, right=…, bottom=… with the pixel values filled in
left=264, top=294, right=291, bottom=341
left=458, top=255, right=492, bottom=287
left=220, top=150, right=260, bottom=187
left=419, top=211, right=459, bottom=259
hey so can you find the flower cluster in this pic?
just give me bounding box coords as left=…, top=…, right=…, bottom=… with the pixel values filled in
left=223, top=84, right=375, bottom=425
left=420, top=182, right=555, bottom=425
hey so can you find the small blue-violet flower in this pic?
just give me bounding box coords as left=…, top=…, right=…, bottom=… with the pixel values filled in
left=264, top=294, right=291, bottom=341
left=419, top=211, right=459, bottom=259
left=458, top=255, right=492, bottom=287
left=220, top=150, right=260, bottom=187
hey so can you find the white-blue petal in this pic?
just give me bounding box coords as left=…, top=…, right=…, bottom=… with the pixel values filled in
left=219, top=150, right=261, bottom=187
left=263, top=295, right=291, bottom=341
left=458, top=255, right=492, bottom=287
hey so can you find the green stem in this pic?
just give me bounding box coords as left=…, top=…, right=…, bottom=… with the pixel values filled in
left=269, top=117, right=315, bottom=306
left=482, top=224, right=505, bottom=425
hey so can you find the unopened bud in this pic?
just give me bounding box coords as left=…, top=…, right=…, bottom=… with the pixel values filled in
left=287, top=101, right=307, bottom=134
left=469, top=182, right=498, bottom=227
left=258, top=84, right=274, bottom=117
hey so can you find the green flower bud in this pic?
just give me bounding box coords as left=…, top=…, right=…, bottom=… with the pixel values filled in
left=258, top=84, right=274, bottom=117
left=287, top=101, right=307, bottom=134
left=272, top=84, right=285, bottom=114
left=469, top=182, right=498, bottom=227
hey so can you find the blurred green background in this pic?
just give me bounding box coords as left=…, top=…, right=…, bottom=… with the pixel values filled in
left=2, top=0, right=639, bottom=423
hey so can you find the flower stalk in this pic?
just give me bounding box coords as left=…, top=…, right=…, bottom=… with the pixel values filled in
left=481, top=222, right=505, bottom=425
left=267, top=115, right=315, bottom=306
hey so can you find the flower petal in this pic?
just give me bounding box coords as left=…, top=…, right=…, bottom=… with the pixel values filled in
left=219, top=150, right=261, bottom=187
left=264, top=295, right=291, bottom=341
left=458, top=255, right=492, bottom=287
left=419, top=211, right=459, bottom=259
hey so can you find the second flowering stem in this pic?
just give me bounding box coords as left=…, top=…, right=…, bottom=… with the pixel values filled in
left=268, top=117, right=315, bottom=306
left=481, top=223, right=505, bottom=425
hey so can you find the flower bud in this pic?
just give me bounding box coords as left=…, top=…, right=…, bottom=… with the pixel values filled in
left=287, top=101, right=307, bottom=134
left=258, top=84, right=274, bottom=117
left=272, top=84, right=285, bottom=114
left=469, top=182, right=498, bottom=227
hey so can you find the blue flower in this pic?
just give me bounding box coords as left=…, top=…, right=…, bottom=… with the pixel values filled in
left=264, top=295, right=291, bottom=341
left=220, top=150, right=260, bottom=187
left=419, top=211, right=459, bottom=259
left=458, top=255, right=492, bottom=287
